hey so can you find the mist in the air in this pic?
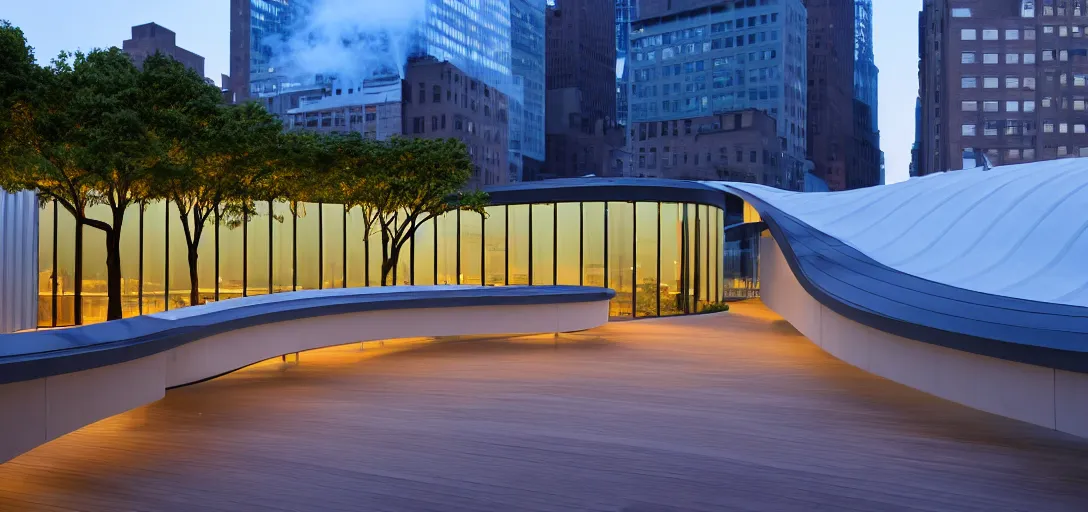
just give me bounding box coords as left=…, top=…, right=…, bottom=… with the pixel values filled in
left=265, top=0, right=428, bottom=82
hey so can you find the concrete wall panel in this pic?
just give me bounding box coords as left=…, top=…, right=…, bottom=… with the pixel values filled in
left=760, top=235, right=1082, bottom=437
left=0, top=378, right=47, bottom=463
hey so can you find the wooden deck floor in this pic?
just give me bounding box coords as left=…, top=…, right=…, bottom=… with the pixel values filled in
left=2, top=301, right=1087, bottom=511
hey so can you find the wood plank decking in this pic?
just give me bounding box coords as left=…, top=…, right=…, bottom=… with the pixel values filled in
left=1, top=301, right=1086, bottom=511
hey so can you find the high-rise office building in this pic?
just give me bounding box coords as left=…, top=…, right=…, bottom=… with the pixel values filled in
left=917, top=0, right=1088, bottom=175
left=616, top=0, right=638, bottom=127
left=805, top=0, right=861, bottom=191
left=511, top=0, right=548, bottom=180
left=123, top=22, right=205, bottom=77
left=851, top=0, right=882, bottom=188
left=626, top=0, right=809, bottom=189
left=227, top=0, right=543, bottom=181
left=543, top=0, right=619, bottom=179
left=854, top=0, right=878, bottom=128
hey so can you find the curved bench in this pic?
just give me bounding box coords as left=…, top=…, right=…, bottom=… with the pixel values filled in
left=714, top=183, right=1088, bottom=438
left=0, top=285, right=615, bottom=463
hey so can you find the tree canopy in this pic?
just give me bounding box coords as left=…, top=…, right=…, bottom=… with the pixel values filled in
left=0, top=19, right=487, bottom=322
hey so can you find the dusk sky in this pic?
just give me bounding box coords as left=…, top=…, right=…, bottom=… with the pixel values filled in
left=5, top=0, right=921, bottom=184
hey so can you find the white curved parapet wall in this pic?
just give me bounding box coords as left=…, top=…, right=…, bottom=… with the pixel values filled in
left=0, top=286, right=613, bottom=464
left=716, top=160, right=1088, bottom=307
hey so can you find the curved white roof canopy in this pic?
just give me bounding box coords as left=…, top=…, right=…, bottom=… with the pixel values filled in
left=707, top=159, right=1088, bottom=307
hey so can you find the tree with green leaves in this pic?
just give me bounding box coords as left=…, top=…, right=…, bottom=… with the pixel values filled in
left=368, top=137, right=488, bottom=285
left=0, top=41, right=155, bottom=321
left=147, top=53, right=282, bottom=306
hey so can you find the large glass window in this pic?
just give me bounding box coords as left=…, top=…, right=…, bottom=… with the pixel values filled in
left=608, top=202, right=634, bottom=317
left=345, top=206, right=369, bottom=287
left=366, top=215, right=383, bottom=286
left=508, top=205, right=530, bottom=285
left=686, top=203, right=697, bottom=313
left=699, top=204, right=711, bottom=311
left=394, top=213, right=412, bottom=286
left=38, top=202, right=55, bottom=326
left=168, top=202, right=193, bottom=308
left=460, top=211, right=483, bottom=285
left=295, top=202, right=320, bottom=290
left=413, top=216, right=436, bottom=285
left=272, top=201, right=294, bottom=292
left=55, top=204, right=77, bottom=325
left=483, top=206, right=506, bottom=286
left=245, top=202, right=271, bottom=296
left=81, top=205, right=110, bottom=323
left=556, top=203, right=580, bottom=285
left=582, top=203, right=605, bottom=287
left=196, top=209, right=215, bottom=304
left=217, top=204, right=244, bottom=301
left=436, top=211, right=458, bottom=285
left=121, top=204, right=141, bottom=316
left=323, top=204, right=345, bottom=289
left=635, top=203, right=659, bottom=317
left=531, top=203, right=555, bottom=285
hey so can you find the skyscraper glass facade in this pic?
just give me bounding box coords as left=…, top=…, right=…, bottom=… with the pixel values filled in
left=854, top=0, right=878, bottom=129
left=627, top=0, right=808, bottom=183
left=241, top=0, right=544, bottom=180
left=615, top=0, right=638, bottom=127
left=511, top=0, right=547, bottom=166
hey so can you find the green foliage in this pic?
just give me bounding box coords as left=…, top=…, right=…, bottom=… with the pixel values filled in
left=702, top=302, right=731, bottom=314
left=0, top=20, right=488, bottom=320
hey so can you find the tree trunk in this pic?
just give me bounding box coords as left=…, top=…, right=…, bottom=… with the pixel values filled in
left=188, top=245, right=200, bottom=306
left=105, top=225, right=123, bottom=321
left=74, top=219, right=83, bottom=325
left=381, top=258, right=395, bottom=286
left=381, top=227, right=391, bottom=286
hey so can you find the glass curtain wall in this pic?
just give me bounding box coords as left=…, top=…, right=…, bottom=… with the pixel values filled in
left=39, top=199, right=728, bottom=325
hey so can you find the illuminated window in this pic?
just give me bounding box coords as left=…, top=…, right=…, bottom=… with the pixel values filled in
left=952, top=8, right=972, bottom=17
left=962, top=100, right=978, bottom=111
left=982, top=29, right=999, bottom=40
left=962, top=52, right=976, bottom=64
left=1025, top=52, right=1036, bottom=64
left=1006, top=76, right=1020, bottom=88
left=1006, top=53, right=1020, bottom=64
left=962, top=124, right=977, bottom=136
left=1007, top=101, right=1020, bottom=112
left=962, top=76, right=978, bottom=88
left=984, top=53, right=999, bottom=64
left=984, top=76, right=999, bottom=88
left=984, top=101, right=999, bottom=112
left=962, top=29, right=977, bottom=40
left=1006, top=29, right=1020, bottom=40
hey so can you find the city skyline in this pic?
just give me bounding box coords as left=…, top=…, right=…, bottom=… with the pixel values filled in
left=4, top=0, right=920, bottom=184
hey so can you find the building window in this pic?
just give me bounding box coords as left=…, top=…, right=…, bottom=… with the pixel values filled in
left=1061, top=26, right=1070, bottom=37
left=1061, top=123, right=1069, bottom=133
left=952, top=7, right=972, bottom=17
left=1008, top=149, right=1020, bottom=160
left=1025, top=148, right=1036, bottom=159
left=1025, top=77, right=1037, bottom=90
left=1058, top=146, right=1068, bottom=156
left=433, top=86, right=442, bottom=103
left=1045, top=26, right=1055, bottom=34
left=982, top=29, right=999, bottom=40
left=413, top=117, right=425, bottom=134
left=1007, top=101, right=1020, bottom=112
left=432, top=116, right=438, bottom=131
left=1026, top=29, right=1036, bottom=40
left=1075, top=100, right=1086, bottom=110
left=962, top=52, right=976, bottom=64
left=984, top=101, right=999, bottom=112
left=441, top=114, right=446, bottom=129
left=1006, top=29, right=1020, bottom=40
left=1077, top=75, right=1087, bottom=86
left=749, top=151, right=757, bottom=163
left=1006, top=76, right=1020, bottom=88
left=962, top=124, right=977, bottom=136
left=1006, top=53, right=1020, bottom=64
left=984, top=77, right=999, bottom=88
left=1025, top=53, right=1036, bottom=64
left=1061, top=50, right=1070, bottom=61
left=1043, top=97, right=1053, bottom=107
left=962, top=76, right=978, bottom=88
left=962, top=100, right=978, bottom=111
left=984, top=121, right=999, bottom=136
left=1077, top=124, right=1087, bottom=134
left=962, top=29, right=977, bottom=40
left=1044, top=50, right=1055, bottom=61
left=984, top=53, right=999, bottom=64
left=1025, top=100, right=1036, bottom=112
